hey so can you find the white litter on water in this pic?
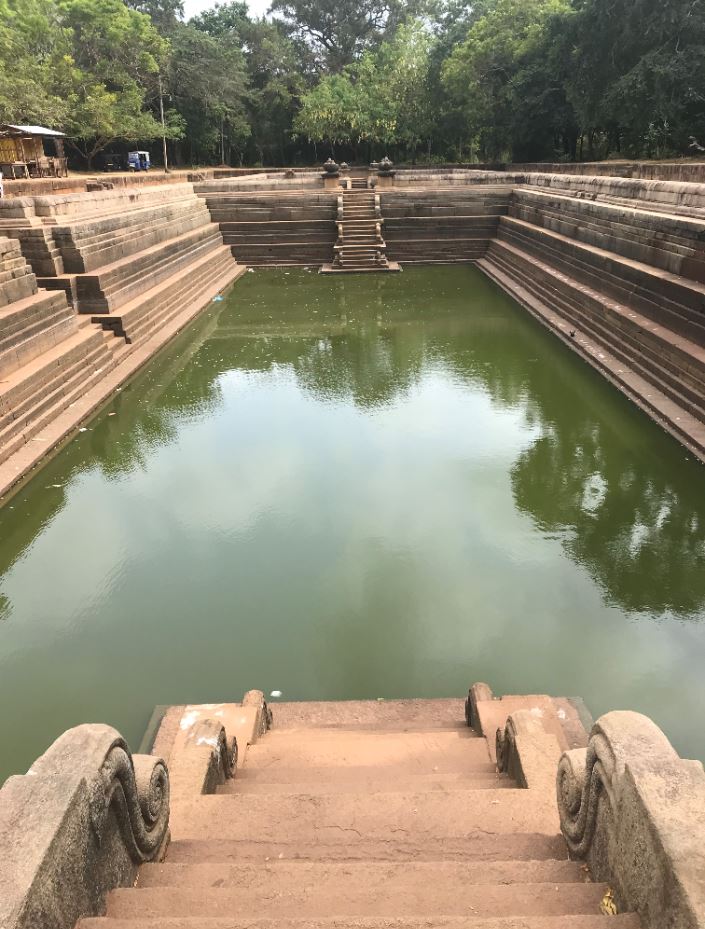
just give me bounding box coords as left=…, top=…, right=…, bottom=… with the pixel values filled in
left=270, top=690, right=282, bottom=698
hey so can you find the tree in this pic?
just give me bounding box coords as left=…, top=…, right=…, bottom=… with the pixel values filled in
left=125, top=0, right=184, bottom=35
left=0, top=0, right=69, bottom=126
left=242, top=18, right=308, bottom=164
left=269, top=0, right=426, bottom=71
left=294, top=21, right=434, bottom=159
left=56, top=0, right=173, bottom=166
left=568, top=0, right=705, bottom=157
left=191, top=2, right=308, bottom=165
left=442, top=0, right=571, bottom=160
left=168, top=24, right=250, bottom=164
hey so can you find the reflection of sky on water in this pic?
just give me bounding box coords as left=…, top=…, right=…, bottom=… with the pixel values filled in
left=0, top=265, right=704, bottom=782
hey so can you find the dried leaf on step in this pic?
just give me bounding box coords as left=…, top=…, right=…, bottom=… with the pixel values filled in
left=600, top=888, right=618, bottom=915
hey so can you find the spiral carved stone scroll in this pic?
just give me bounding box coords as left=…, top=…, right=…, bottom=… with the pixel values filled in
left=0, top=723, right=170, bottom=929
left=88, top=736, right=170, bottom=861
left=555, top=711, right=705, bottom=929
left=556, top=727, right=617, bottom=859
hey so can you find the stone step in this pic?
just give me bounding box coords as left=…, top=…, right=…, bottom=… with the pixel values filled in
left=105, top=883, right=610, bottom=920
left=0, top=310, right=77, bottom=380
left=56, top=203, right=208, bottom=249
left=510, top=196, right=705, bottom=280
left=476, top=256, right=705, bottom=457
left=224, top=243, right=335, bottom=267
left=487, top=237, right=705, bottom=382
left=137, top=860, right=586, bottom=891
left=168, top=790, right=559, bottom=842
left=336, top=264, right=391, bottom=271
left=124, top=255, right=237, bottom=348
left=221, top=771, right=514, bottom=794
left=98, top=246, right=238, bottom=345
left=0, top=332, right=114, bottom=464
left=0, top=290, right=76, bottom=376
left=385, top=238, right=488, bottom=261
left=496, top=259, right=705, bottom=424
left=164, top=830, right=571, bottom=864
left=270, top=699, right=467, bottom=730
left=60, top=209, right=212, bottom=273
left=81, top=226, right=223, bottom=307
left=499, top=216, right=705, bottom=343
left=0, top=325, right=107, bottom=420
left=80, top=917, right=640, bottom=929
left=485, top=239, right=705, bottom=421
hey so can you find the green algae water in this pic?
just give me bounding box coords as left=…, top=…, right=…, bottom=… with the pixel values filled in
left=1, top=265, right=705, bottom=783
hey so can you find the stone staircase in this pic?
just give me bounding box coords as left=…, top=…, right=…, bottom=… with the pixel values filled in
left=323, top=188, right=400, bottom=273
left=0, top=184, right=242, bottom=348
left=0, top=237, right=117, bottom=469
left=0, top=183, right=244, bottom=495
left=477, top=176, right=705, bottom=458
left=78, top=696, right=640, bottom=929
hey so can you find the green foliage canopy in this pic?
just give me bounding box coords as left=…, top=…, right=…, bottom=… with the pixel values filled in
left=3, top=0, right=705, bottom=167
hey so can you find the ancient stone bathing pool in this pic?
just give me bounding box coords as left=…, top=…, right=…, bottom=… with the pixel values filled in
left=1, top=264, right=705, bottom=782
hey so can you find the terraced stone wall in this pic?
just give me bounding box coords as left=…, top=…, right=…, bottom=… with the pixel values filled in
left=380, top=186, right=513, bottom=262
left=479, top=172, right=705, bottom=460
left=196, top=178, right=338, bottom=266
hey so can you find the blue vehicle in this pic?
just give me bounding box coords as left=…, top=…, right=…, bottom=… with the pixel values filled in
left=127, top=151, right=151, bottom=171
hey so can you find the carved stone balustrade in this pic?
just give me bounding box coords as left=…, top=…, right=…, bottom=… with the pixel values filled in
left=0, top=724, right=170, bottom=929
left=557, top=711, right=705, bottom=928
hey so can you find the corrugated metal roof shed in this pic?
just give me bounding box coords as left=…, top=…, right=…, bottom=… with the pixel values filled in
left=0, top=124, right=66, bottom=137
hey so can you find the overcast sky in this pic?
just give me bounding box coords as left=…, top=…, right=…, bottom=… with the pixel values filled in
left=183, top=0, right=272, bottom=19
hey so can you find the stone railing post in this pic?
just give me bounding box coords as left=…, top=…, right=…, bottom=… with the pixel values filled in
left=557, top=711, right=705, bottom=928
left=0, top=724, right=169, bottom=929
left=321, top=159, right=341, bottom=190
left=375, top=157, right=396, bottom=188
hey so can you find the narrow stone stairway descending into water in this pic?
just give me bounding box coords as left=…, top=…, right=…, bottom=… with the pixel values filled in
left=79, top=696, right=640, bottom=929
left=322, top=178, right=400, bottom=273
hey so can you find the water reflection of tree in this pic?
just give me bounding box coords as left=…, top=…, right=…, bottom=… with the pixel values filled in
left=510, top=397, right=705, bottom=617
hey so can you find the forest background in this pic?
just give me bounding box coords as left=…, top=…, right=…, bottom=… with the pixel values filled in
left=2, top=0, right=704, bottom=167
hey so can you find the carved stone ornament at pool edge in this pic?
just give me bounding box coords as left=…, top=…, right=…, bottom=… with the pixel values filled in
left=0, top=723, right=170, bottom=929
left=557, top=710, right=705, bottom=929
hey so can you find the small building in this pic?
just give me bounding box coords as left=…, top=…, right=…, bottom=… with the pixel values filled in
left=0, top=124, right=68, bottom=179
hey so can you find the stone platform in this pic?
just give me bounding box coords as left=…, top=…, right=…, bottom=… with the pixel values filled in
left=320, top=261, right=401, bottom=273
